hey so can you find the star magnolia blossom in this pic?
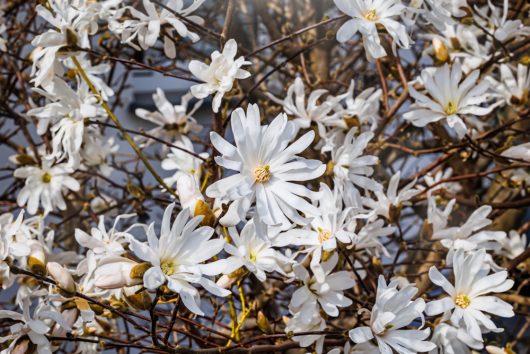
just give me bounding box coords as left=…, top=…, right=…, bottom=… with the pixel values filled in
left=429, top=201, right=506, bottom=260
left=332, top=128, right=381, bottom=207
left=362, top=171, right=419, bottom=221
left=135, top=89, right=203, bottom=146
left=349, top=275, right=436, bottom=354
left=223, top=219, right=288, bottom=282
left=124, top=0, right=204, bottom=58
left=429, top=322, right=484, bottom=354
left=189, top=39, right=251, bottom=113
left=161, top=136, right=209, bottom=187
left=266, top=76, right=346, bottom=132
left=334, top=0, right=411, bottom=59
left=129, top=203, right=229, bottom=315
left=206, top=104, right=325, bottom=230
left=0, top=299, right=71, bottom=354
left=404, top=62, right=494, bottom=139
left=14, top=159, right=80, bottom=215
left=426, top=249, right=514, bottom=342
left=290, top=253, right=355, bottom=319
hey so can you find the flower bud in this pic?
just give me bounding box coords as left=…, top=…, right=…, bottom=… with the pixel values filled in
left=47, top=262, right=76, bottom=295
left=432, top=38, right=449, bottom=63
left=27, top=242, right=46, bottom=275
left=94, top=257, right=142, bottom=289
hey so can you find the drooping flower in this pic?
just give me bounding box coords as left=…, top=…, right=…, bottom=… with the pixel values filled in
left=14, top=159, right=80, bottom=215
left=206, top=104, right=325, bottom=230
left=128, top=203, right=229, bottom=315
left=426, top=249, right=514, bottom=342
left=403, top=62, right=494, bottom=139
left=334, top=0, right=411, bottom=60
left=349, top=275, right=436, bottom=354
left=189, top=39, right=251, bottom=113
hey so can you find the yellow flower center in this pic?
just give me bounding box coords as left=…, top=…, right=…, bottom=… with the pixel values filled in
left=318, top=228, right=332, bottom=244
left=364, top=9, right=378, bottom=21
left=249, top=251, right=257, bottom=263
left=444, top=101, right=458, bottom=115
left=254, top=165, right=271, bottom=183
left=160, top=260, right=176, bottom=276
left=454, top=293, right=471, bottom=309
left=41, top=172, right=52, bottom=183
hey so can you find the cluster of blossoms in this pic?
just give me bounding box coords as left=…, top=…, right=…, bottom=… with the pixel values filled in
left=1, top=0, right=530, bottom=353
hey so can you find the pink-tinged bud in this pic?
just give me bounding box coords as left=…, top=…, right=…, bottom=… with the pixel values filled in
left=94, top=257, right=142, bottom=289
left=47, top=262, right=76, bottom=295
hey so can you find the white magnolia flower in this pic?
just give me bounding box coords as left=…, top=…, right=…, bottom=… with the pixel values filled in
left=501, top=142, right=530, bottom=162
left=189, top=39, right=251, bottom=113
left=421, top=167, right=462, bottom=195
left=266, top=76, right=345, bottom=133
left=285, top=310, right=327, bottom=354
left=206, top=104, right=325, bottom=230
left=64, top=54, right=114, bottom=99
left=31, top=1, right=98, bottom=87
left=349, top=218, right=395, bottom=257
left=280, top=183, right=359, bottom=281
left=349, top=275, right=435, bottom=354
left=135, top=89, right=203, bottom=147
left=94, top=256, right=143, bottom=289
left=490, top=64, right=530, bottom=107
left=123, top=0, right=204, bottom=58
left=362, top=171, right=419, bottom=221
left=404, top=62, right=494, bottom=139
left=332, top=128, right=381, bottom=207
left=426, top=249, right=514, bottom=342
left=334, top=80, right=382, bottom=131
left=14, top=159, right=80, bottom=215
left=475, top=0, right=530, bottom=42
left=129, top=203, right=229, bottom=315
left=428, top=322, right=483, bottom=354
left=174, top=172, right=206, bottom=212
left=81, top=131, right=119, bottom=177
left=430, top=201, right=506, bottom=259
left=28, top=78, right=106, bottom=165
left=290, top=253, right=355, bottom=319
left=223, top=219, right=288, bottom=282
left=409, top=0, right=465, bottom=30
left=75, top=214, right=135, bottom=257
left=497, top=230, right=527, bottom=261
left=334, top=0, right=411, bottom=59
left=162, top=136, right=208, bottom=187
left=0, top=299, right=71, bottom=354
